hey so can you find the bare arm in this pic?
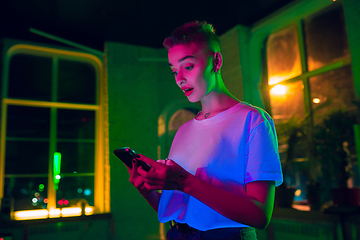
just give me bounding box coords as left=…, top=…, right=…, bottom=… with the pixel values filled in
left=183, top=176, right=275, bottom=229
left=138, top=155, right=276, bottom=229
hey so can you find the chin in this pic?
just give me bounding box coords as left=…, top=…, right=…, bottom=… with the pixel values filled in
left=187, top=96, right=200, bottom=103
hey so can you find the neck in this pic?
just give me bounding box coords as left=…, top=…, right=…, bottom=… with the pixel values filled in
left=199, top=87, right=239, bottom=118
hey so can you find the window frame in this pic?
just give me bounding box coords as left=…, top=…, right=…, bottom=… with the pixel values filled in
left=265, top=15, right=352, bottom=119
left=0, top=43, right=109, bottom=220
left=263, top=5, right=353, bottom=182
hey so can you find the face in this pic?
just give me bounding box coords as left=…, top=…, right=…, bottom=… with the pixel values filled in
left=168, top=43, right=216, bottom=102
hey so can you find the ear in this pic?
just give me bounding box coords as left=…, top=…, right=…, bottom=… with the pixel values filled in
left=213, top=52, right=223, bottom=73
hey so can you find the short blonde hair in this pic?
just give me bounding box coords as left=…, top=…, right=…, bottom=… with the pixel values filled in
left=163, top=21, right=221, bottom=53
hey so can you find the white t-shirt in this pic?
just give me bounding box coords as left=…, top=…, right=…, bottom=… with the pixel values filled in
left=158, top=102, right=283, bottom=231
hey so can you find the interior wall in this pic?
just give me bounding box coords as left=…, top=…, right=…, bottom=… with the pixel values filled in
left=106, top=41, right=184, bottom=239
left=219, top=26, right=245, bottom=101
left=343, top=0, right=360, bottom=98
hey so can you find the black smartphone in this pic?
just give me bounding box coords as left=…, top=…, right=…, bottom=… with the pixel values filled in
left=113, top=147, right=151, bottom=172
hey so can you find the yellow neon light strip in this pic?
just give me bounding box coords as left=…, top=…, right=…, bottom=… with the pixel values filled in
left=61, top=207, right=81, bottom=217
left=7, top=44, right=103, bottom=70
left=14, top=206, right=94, bottom=220
left=49, top=209, right=61, bottom=218
left=14, top=209, right=49, bottom=220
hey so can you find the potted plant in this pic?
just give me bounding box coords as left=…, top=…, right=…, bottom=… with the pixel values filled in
left=274, top=116, right=310, bottom=208
left=313, top=110, right=359, bottom=206
left=274, top=103, right=330, bottom=209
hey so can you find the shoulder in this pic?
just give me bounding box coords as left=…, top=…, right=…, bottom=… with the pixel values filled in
left=238, top=102, right=272, bottom=121
left=176, top=117, right=194, bottom=132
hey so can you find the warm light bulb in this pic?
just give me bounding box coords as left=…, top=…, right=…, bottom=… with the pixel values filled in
left=313, top=98, right=320, bottom=104
left=295, top=189, right=301, bottom=197
left=270, top=85, right=287, bottom=95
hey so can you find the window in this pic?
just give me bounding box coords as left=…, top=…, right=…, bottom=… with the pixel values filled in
left=265, top=6, right=354, bottom=193
left=0, top=44, right=107, bottom=220
left=266, top=6, right=353, bottom=144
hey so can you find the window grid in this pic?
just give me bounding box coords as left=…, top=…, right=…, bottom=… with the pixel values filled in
left=265, top=6, right=353, bottom=185
left=0, top=44, right=106, bottom=219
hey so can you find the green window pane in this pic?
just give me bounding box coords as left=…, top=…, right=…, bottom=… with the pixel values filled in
left=56, top=176, right=94, bottom=207
left=58, top=59, right=96, bottom=104
left=5, top=177, right=48, bottom=211
left=304, top=7, right=350, bottom=71
left=5, top=141, right=49, bottom=174
left=6, top=105, right=50, bottom=138
left=267, top=25, right=302, bottom=85
left=309, top=66, right=355, bottom=124
left=57, top=109, right=95, bottom=139
left=56, top=142, right=95, bottom=174
left=8, top=54, right=52, bottom=101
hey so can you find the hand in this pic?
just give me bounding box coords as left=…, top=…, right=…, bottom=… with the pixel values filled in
left=126, top=158, right=152, bottom=198
left=137, top=154, right=193, bottom=191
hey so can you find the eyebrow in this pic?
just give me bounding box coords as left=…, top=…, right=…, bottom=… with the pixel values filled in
left=169, top=55, right=196, bottom=66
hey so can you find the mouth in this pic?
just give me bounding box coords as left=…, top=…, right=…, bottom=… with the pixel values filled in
left=183, top=88, right=194, bottom=97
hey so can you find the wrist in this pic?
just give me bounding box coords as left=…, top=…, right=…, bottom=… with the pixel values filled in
left=181, top=173, right=196, bottom=193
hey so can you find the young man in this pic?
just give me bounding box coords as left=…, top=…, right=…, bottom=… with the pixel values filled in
left=127, top=21, right=283, bottom=240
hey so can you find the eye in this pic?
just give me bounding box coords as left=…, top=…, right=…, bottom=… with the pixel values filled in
left=171, top=71, right=178, bottom=76
left=185, top=65, right=194, bottom=71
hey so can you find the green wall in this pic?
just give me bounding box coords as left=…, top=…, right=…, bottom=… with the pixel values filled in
left=343, top=0, right=360, bottom=97
left=106, top=42, right=184, bottom=239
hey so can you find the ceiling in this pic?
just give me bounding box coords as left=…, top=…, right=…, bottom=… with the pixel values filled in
left=0, top=0, right=298, bottom=51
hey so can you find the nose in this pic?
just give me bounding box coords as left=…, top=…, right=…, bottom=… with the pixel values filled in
left=175, top=72, right=186, bottom=86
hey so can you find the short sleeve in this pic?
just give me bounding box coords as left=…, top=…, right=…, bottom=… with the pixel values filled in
left=244, top=119, right=283, bottom=187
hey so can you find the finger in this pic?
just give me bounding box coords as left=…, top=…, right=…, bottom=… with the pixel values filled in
left=137, top=154, right=163, bottom=168
left=143, top=182, right=163, bottom=191
left=157, top=159, right=166, bottom=164
left=129, top=160, right=139, bottom=181
left=143, top=180, right=179, bottom=191
left=137, top=164, right=152, bottom=177
left=138, top=165, right=165, bottom=180
left=133, top=179, right=145, bottom=189
left=164, top=159, right=178, bottom=166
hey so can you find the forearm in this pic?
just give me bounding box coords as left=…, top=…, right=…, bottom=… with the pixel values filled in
left=143, top=190, right=161, bottom=212
left=183, top=176, right=270, bottom=229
